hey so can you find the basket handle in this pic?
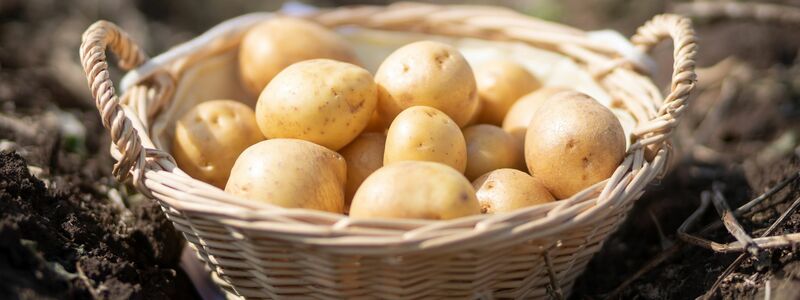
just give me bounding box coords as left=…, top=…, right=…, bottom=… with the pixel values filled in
left=629, top=14, right=697, bottom=149
left=79, top=20, right=149, bottom=182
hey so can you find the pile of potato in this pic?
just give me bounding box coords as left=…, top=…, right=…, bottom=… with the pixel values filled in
left=172, top=17, right=626, bottom=220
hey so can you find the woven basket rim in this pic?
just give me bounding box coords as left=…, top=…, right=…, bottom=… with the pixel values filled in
left=79, top=2, right=697, bottom=254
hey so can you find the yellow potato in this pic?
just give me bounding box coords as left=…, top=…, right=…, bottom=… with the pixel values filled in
left=525, top=91, right=626, bottom=199
left=350, top=161, right=480, bottom=220
left=472, top=169, right=555, bottom=213
left=474, top=60, right=540, bottom=125
left=225, top=139, right=346, bottom=213
left=464, top=101, right=483, bottom=127
left=384, top=106, right=467, bottom=173
left=502, top=87, right=571, bottom=147
left=362, top=110, right=389, bottom=133
left=463, top=124, right=522, bottom=180
left=172, top=100, right=263, bottom=188
left=238, top=17, right=358, bottom=95
left=256, top=59, right=378, bottom=150
left=339, top=133, right=386, bottom=209
left=374, top=41, right=478, bottom=127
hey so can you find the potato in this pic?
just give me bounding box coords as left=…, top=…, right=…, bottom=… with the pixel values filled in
left=339, top=132, right=386, bottom=208
left=172, top=100, right=263, bottom=188
left=374, top=41, right=478, bottom=127
left=362, top=111, right=389, bottom=133
left=464, top=101, right=483, bottom=127
left=474, top=60, right=540, bottom=125
left=238, top=17, right=358, bottom=95
left=525, top=91, right=626, bottom=199
left=463, top=124, right=522, bottom=180
left=350, top=161, right=480, bottom=220
left=502, top=87, right=571, bottom=147
left=225, top=139, right=346, bottom=213
left=384, top=106, right=467, bottom=173
left=472, top=169, right=555, bottom=213
left=256, top=59, right=378, bottom=150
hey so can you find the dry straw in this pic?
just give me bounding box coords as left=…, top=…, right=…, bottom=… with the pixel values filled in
left=79, top=3, right=697, bottom=299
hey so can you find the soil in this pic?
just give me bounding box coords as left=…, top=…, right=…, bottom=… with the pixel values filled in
left=0, top=151, right=197, bottom=299
left=1, top=0, right=200, bottom=298
left=571, top=154, right=800, bottom=299
left=570, top=8, right=800, bottom=299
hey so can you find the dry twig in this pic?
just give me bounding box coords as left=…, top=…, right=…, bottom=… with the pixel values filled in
left=711, top=184, right=758, bottom=255
left=649, top=209, right=673, bottom=250
left=736, top=172, right=800, bottom=215
left=608, top=173, right=800, bottom=299
left=678, top=191, right=800, bottom=253
left=703, top=195, right=800, bottom=299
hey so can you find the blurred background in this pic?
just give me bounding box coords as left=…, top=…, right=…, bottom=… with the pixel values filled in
left=2, top=0, right=800, bottom=299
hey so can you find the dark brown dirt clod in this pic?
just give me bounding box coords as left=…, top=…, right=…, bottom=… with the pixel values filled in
left=0, top=151, right=198, bottom=300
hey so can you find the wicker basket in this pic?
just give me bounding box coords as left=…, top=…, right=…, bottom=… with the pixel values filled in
left=79, top=3, right=697, bottom=299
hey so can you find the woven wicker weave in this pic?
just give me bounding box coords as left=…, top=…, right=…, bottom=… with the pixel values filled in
left=79, top=3, right=697, bottom=299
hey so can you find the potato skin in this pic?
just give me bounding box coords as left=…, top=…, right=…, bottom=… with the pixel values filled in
left=255, top=59, right=378, bottom=150
left=350, top=161, right=480, bottom=220
left=384, top=106, right=467, bottom=173
left=339, top=133, right=386, bottom=209
left=225, top=139, right=346, bottom=213
left=172, top=100, right=263, bottom=188
left=524, top=92, right=626, bottom=199
left=463, top=125, right=521, bottom=180
left=238, top=17, right=358, bottom=95
left=475, top=60, right=540, bottom=125
left=464, top=101, right=483, bottom=127
left=472, top=169, right=555, bottom=213
left=502, top=87, right=571, bottom=147
left=374, top=41, right=478, bottom=127
left=362, top=110, right=389, bottom=133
